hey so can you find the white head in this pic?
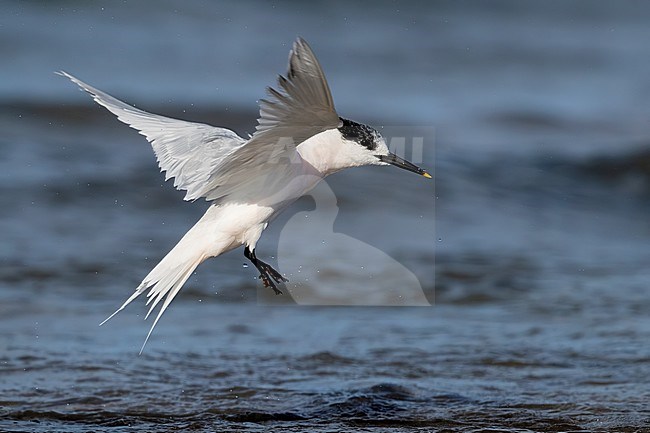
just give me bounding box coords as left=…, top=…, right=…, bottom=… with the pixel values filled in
left=333, top=117, right=431, bottom=177
left=297, top=117, right=431, bottom=178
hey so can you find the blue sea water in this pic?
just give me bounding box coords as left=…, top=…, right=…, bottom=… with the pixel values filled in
left=2, top=1, right=650, bottom=431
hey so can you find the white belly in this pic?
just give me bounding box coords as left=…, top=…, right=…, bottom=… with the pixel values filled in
left=204, top=159, right=326, bottom=252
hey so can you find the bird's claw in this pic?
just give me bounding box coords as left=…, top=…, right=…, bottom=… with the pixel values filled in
left=259, top=273, right=283, bottom=295
left=244, top=247, right=287, bottom=295
left=257, top=262, right=287, bottom=295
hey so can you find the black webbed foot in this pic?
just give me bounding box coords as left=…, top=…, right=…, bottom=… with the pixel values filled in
left=244, top=247, right=288, bottom=295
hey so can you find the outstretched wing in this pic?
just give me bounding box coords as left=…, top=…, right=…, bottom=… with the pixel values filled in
left=257, top=37, right=339, bottom=142
left=194, top=37, right=341, bottom=201
left=59, top=71, right=246, bottom=201
left=60, top=37, right=339, bottom=202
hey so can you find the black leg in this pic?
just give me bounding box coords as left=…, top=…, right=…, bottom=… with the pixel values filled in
left=244, top=247, right=288, bottom=295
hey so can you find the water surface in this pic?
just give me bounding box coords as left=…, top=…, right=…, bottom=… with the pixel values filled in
left=2, top=1, right=650, bottom=431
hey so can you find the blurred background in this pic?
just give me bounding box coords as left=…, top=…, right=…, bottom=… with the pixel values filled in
left=2, top=1, right=650, bottom=432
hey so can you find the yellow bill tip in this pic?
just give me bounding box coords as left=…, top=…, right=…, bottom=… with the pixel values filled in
left=422, top=172, right=432, bottom=179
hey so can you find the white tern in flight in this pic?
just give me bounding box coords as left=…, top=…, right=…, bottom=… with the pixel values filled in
left=60, top=38, right=431, bottom=351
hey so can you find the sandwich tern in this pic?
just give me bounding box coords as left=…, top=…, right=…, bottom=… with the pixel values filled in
left=60, top=38, right=430, bottom=350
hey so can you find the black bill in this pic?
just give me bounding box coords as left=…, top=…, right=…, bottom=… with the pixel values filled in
left=378, top=153, right=431, bottom=178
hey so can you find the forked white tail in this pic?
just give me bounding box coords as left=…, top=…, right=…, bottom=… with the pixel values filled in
left=100, top=205, right=234, bottom=353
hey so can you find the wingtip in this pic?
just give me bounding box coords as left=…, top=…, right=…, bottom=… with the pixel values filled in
left=55, top=70, right=73, bottom=80
left=293, top=37, right=311, bottom=53
left=56, top=71, right=83, bottom=88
